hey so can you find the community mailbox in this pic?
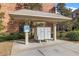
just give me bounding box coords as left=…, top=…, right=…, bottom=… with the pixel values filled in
left=24, top=25, right=30, bottom=32
left=36, top=27, right=51, bottom=40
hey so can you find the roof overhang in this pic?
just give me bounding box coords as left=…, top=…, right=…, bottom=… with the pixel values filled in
left=9, top=9, right=72, bottom=22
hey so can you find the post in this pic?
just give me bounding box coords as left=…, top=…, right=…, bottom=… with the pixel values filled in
left=25, top=32, right=29, bottom=45
left=53, top=23, right=56, bottom=41
left=24, top=22, right=30, bottom=45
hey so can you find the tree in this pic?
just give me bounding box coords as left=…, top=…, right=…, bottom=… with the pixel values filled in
left=72, top=9, right=79, bottom=30
left=59, top=21, right=73, bottom=32
left=0, top=20, right=4, bottom=31
left=0, top=4, right=4, bottom=31
left=15, top=3, right=42, bottom=11
left=57, top=3, right=72, bottom=17
left=74, top=17, right=79, bottom=30
left=56, top=3, right=73, bottom=32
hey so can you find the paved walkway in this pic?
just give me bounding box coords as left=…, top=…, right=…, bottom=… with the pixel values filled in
left=11, top=40, right=79, bottom=56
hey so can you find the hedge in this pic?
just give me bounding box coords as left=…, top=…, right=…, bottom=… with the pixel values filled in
left=0, top=32, right=25, bottom=42
left=65, top=31, right=79, bottom=41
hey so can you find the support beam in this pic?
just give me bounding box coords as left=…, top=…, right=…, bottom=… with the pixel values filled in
left=24, top=20, right=29, bottom=45
left=53, top=23, right=56, bottom=41
left=25, top=32, right=29, bottom=45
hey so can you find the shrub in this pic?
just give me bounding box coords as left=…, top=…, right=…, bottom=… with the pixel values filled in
left=65, top=31, right=79, bottom=41
left=5, top=33, right=19, bottom=40
left=18, top=32, right=25, bottom=39
left=0, top=35, right=6, bottom=42
left=8, top=32, right=25, bottom=40
left=59, top=32, right=65, bottom=39
left=0, top=32, right=25, bottom=42
left=57, top=32, right=67, bottom=39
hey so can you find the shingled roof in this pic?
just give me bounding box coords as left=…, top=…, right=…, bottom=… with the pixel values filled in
left=9, top=9, right=72, bottom=21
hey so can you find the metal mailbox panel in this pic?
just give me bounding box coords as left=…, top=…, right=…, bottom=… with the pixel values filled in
left=37, top=27, right=51, bottom=40
left=37, top=27, right=45, bottom=40
left=44, top=27, right=51, bottom=39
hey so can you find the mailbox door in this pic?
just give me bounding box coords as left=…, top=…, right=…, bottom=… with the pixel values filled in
left=45, top=27, right=51, bottom=39
left=37, top=27, right=45, bottom=40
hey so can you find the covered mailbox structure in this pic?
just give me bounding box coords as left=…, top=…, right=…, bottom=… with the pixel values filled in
left=9, top=9, right=72, bottom=45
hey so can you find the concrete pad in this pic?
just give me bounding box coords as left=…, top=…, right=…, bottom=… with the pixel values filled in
left=39, top=44, right=79, bottom=56
left=11, top=40, right=79, bottom=56
left=11, top=40, right=65, bottom=55
left=14, top=49, right=43, bottom=56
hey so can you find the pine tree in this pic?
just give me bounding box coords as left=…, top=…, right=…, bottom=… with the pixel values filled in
left=57, top=3, right=72, bottom=17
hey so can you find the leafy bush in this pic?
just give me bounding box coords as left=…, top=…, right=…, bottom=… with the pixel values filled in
left=7, top=32, right=25, bottom=40
left=0, top=35, right=6, bottom=42
left=59, top=32, right=65, bottom=39
left=65, top=31, right=79, bottom=41
left=57, top=32, right=67, bottom=39
left=0, top=32, right=25, bottom=42
left=18, top=32, right=25, bottom=39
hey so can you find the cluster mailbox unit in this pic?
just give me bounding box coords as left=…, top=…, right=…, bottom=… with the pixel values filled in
left=35, top=27, right=52, bottom=43
left=9, top=9, right=71, bottom=45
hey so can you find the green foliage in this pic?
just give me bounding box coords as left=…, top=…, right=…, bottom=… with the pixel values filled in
left=57, top=3, right=72, bottom=17
left=7, top=32, right=25, bottom=40
left=6, top=33, right=19, bottom=40
left=65, top=31, right=79, bottom=41
left=0, top=35, right=7, bottom=42
left=0, top=5, right=5, bottom=31
left=57, top=3, right=73, bottom=32
left=18, top=32, right=25, bottom=39
left=74, top=18, right=79, bottom=30
left=59, top=21, right=73, bottom=32
left=57, top=31, right=68, bottom=40
left=65, top=21, right=73, bottom=31
left=0, top=32, right=25, bottom=42
left=0, top=20, right=4, bottom=31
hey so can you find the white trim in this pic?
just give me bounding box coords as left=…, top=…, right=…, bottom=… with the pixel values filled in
left=25, top=32, right=29, bottom=45
left=53, top=23, right=56, bottom=41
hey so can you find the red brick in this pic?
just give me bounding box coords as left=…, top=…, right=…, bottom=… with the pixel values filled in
left=0, top=3, right=55, bottom=33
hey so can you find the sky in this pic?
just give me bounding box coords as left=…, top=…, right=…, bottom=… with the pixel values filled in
left=65, top=3, right=79, bottom=11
